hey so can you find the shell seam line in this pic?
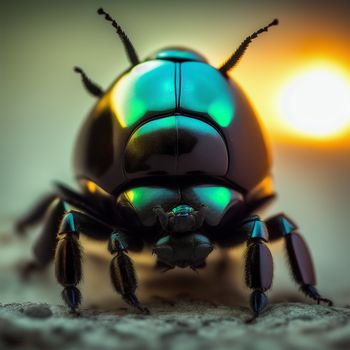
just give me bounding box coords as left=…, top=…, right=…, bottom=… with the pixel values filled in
left=175, top=115, right=179, bottom=175
left=175, top=62, right=180, bottom=175
left=175, top=63, right=181, bottom=110
left=178, top=63, right=182, bottom=108
left=174, top=62, right=178, bottom=109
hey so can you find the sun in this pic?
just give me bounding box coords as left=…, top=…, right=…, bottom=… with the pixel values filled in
left=278, top=64, right=350, bottom=138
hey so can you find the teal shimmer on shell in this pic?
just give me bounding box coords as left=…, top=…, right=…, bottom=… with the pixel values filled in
left=180, top=62, right=235, bottom=127
left=125, top=186, right=176, bottom=210
left=135, top=116, right=176, bottom=137
left=133, top=115, right=221, bottom=138
left=192, top=186, right=232, bottom=212
left=110, top=60, right=176, bottom=128
left=207, top=98, right=235, bottom=128
left=154, top=49, right=207, bottom=62
left=177, top=116, right=220, bottom=136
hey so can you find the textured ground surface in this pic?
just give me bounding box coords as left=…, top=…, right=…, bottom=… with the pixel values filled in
left=1, top=301, right=350, bottom=350
left=1, top=222, right=350, bottom=350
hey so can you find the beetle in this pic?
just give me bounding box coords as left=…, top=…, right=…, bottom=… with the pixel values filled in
left=17, top=8, right=332, bottom=317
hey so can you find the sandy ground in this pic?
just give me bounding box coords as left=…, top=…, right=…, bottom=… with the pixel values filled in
left=1, top=302, right=350, bottom=350
left=1, top=220, right=350, bottom=350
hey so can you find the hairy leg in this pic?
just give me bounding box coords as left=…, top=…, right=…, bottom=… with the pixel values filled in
left=54, top=210, right=112, bottom=313
left=55, top=212, right=83, bottom=314
left=20, top=199, right=66, bottom=278
left=241, top=216, right=274, bottom=318
left=266, top=213, right=332, bottom=305
left=108, top=232, right=149, bottom=314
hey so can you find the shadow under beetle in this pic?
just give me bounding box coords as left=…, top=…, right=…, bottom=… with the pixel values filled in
left=16, top=8, right=332, bottom=317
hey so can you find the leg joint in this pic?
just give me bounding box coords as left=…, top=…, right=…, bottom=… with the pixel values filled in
left=58, top=211, right=79, bottom=236
left=238, top=215, right=269, bottom=242
left=108, top=231, right=128, bottom=254
left=265, top=213, right=298, bottom=240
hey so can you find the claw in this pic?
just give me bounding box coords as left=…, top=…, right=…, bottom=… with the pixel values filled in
left=69, top=309, right=81, bottom=317
left=137, top=305, right=150, bottom=315
left=318, top=297, right=333, bottom=306
left=124, top=293, right=150, bottom=314
left=245, top=315, right=257, bottom=324
left=62, top=286, right=82, bottom=312
left=301, top=285, right=333, bottom=306
left=249, top=290, right=268, bottom=317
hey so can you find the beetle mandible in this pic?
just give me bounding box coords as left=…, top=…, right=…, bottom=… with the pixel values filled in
left=17, top=8, right=332, bottom=317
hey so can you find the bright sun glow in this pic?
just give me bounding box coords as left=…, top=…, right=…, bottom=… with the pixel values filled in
left=279, top=64, right=350, bottom=138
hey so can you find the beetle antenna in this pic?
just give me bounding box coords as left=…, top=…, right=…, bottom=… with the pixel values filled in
left=74, top=66, right=104, bottom=98
left=97, top=8, right=139, bottom=66
left=219, top=19, right=279, bottom=74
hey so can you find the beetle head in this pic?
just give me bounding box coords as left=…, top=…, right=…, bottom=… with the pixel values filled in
left=153, top=204, right=207, bottom=234
left=152, top=204, right=211, bottom=268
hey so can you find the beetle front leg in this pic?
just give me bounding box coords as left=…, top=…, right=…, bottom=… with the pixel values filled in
left=266, top=213, right=332, bottom=306
left=15, top=193, right=57, bottom=234
left=241, top=216, right=274, bottom=318
left=55, top=212, right=83, bottom=314
left=55, top=209, right=115, bottom=313
left=19, top=198, right=67, bottom=279
left=108, top=232, right=149, bottom=314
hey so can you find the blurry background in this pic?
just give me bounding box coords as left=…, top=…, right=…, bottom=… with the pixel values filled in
left=0, top=0, right=349, bottom=307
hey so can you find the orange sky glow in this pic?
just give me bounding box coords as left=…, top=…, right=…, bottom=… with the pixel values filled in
left=214, top=14, right=350, bottom=148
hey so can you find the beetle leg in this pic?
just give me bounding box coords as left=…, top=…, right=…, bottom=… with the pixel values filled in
left=54, top=209, right=114, bottom=313
left=108, top=231, right=129, bottom=253
left=242, top=216, right=273, bottom=318
left=15, top=193, right=57, bottom=234
left=152, top=206, right=170, bottom=231
left=20, top=198, right=66, bottom=278
left=108, top=232, right=149, bottom=314
left=55, top=211, right=83, bottom=314
left=266, top=213, right=333, bottom=306
left=55, top=182, right=108, bottom=222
